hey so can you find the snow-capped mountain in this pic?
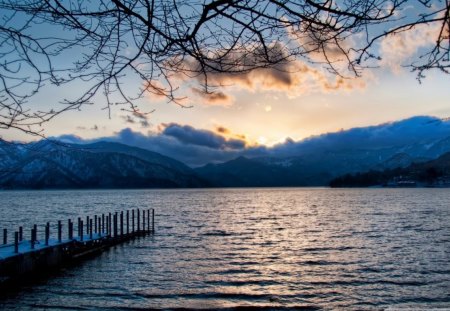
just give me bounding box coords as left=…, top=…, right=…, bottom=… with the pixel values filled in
left=0, top=141, right=208, bottom=189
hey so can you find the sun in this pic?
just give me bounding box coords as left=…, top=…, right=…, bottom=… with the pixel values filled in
left=258, top=136, right=268, bottom=145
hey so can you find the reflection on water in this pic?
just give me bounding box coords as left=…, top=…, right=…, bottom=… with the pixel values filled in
left=0, top=188, right=449, bottom=309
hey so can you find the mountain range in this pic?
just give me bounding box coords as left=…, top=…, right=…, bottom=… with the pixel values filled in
left=0, top=141, right=208, bottom=189
left=1, top=116, right=450, bottom=189
left=195, top=116, right=450, bottom=186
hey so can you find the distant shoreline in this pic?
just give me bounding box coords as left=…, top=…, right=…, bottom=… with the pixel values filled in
left=1, top=185, right=450, bottom=191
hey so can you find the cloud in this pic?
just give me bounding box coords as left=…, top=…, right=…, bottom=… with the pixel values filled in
left=161, top=123, right=246, bottom=150
left=216, top=126, right=230, bottom=134
left=172, top=43, right=367, bottom=104
left=56, top=116, right=450, bottom=167
left=187, top=59, right=367, bottom=98
left=380, top=21, right=445, bottom=73
left=269, top=116, right=450, bottom=157
left=101, top=126, right=267, bottom=167
left=191, top=88, right=234, bottom=106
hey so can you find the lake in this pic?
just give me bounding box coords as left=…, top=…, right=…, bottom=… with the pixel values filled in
left=0, top=188, right=449, bottom=309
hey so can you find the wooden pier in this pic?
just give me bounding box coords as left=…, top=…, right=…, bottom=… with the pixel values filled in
left=0, top=208, right=155, bottom=287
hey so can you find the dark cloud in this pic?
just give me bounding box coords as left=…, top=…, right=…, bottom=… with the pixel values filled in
left=105, top=127, right=265, bottom=167
left=162, top=123, right=245, bottom=150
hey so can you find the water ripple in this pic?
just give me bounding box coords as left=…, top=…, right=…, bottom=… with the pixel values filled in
left=0, top=188, right=449, bottom=309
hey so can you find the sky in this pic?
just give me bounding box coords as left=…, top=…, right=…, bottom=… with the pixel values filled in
left=1, top=1, right=450, bottom=158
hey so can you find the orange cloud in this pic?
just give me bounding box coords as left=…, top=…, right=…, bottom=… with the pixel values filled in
left=191, top=88, right=234, bottom=106
left=178, top=50, right=366, bottom=99
left=151, top=42, right=367, bottom=107
left=213, top=125, right=249, bottom=144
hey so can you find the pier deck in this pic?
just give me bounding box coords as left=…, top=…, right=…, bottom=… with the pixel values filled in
left=0, top=208, right=154, bottom=286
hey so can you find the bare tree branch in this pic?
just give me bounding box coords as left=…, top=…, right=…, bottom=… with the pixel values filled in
left=0, top=0, right=448, bottom=135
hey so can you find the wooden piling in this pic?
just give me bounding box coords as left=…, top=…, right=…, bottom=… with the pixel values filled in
left=45, top=222, right=50, bottom=246
left=152, top=209, right=155, bottom=233
left=77, top=217, right=81, bottom=239
left=147, top=209, right=150, bottom=232
left=132, top=209, right=135, bottom=233
left=3, top=228, right=6, bottom=244
left=80, top=220, right=84, bottom=241
left=143, top=210, right=146, bottom=233
left=94, top=215, right=97, bottom=234
left=68, top=219, right=73, bottom=240
left=137, top=209, right=140, bottom=232
left=113, top=213, right=118, bottom=238
left=89, top=219, right=93, bottom=239
left=19, top=226, right=23, bottom=242
left=102, top=214, right=105, bottom=234
left=58, top=220, right=62, bottom=243
left=86, top=216, right=89, bottom=236
left=120, top=211, right=124, bottom=236
left=108, top=213, right=112, bottom=236
left=126, top=210, right=129, bottom=235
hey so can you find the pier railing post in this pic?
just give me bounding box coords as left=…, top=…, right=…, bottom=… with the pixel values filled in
left=89, top=219, right=93, bottom=239
left=106, top=215, right=109, bottom=236
left=77, top=217, right=81, bottom=239
left=147, top=209, right=150, bottom=232
left=3, top=228, right=6, bottom=244
left=94, top=215, right=98, bottom=234
left=102, top=214, right=105, bottom=234
left=114, top=212, right=118, bottom=238
left=68, top=219, right=73, bottom=240
left=108, top=213, right=112, bottom=236
left=137, top=208, right=140, bottom=233
left=58, top=220, right=62, bottom=243
left=80, top=220, right=84, bottom=241
left=126, top=210, right=129, bottom=235
left=132, top=209, right=135, bottom=233
left=120, top=211, right=123, bottom=236
left=143, top=210, right=146, bottom=234
left=98, top=215, right=101, bottom=236
left=152, top=209, right=155, bottom=233
left=19, top=226, right=23, bottom=241
left=45, top=222, right=50, bottom=246
left=14, top=232, right=19, bottom=253
left=86, top=216, right=89, bottom=236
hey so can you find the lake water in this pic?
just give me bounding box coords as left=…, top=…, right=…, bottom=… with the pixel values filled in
left=0, top=188, right=449, bottom=309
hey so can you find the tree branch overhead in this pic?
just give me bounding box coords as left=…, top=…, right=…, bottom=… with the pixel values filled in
left=0, top=0, right=448, bottom=135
